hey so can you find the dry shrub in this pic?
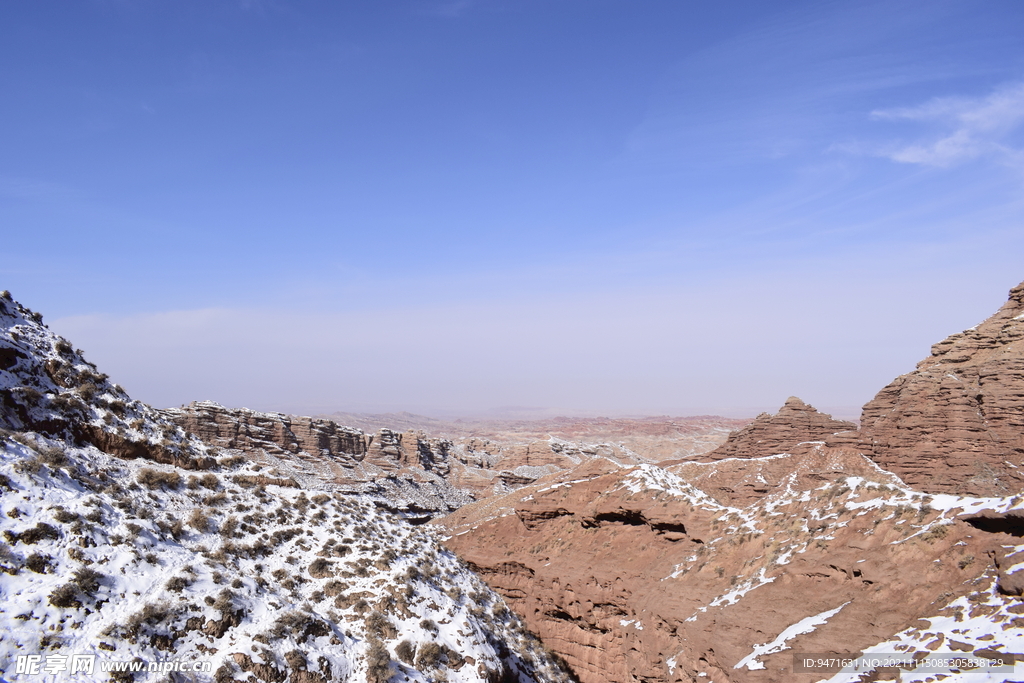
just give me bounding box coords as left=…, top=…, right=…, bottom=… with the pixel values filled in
left=366, top=638, right=392, bottom=683
left=365, top=611, right=396, bottom=639
left=73, top=566, right=103, bottom=593
left=415, top=641, right=443, bottom=669
left=4, top=522, right=59, bottom=545
left=188, top=509, right=210, bottom=532
left=137, top=468, right=181, bottom=490
left=396, top=640, right=416, bottom=665
left=308, top=557, right=334, bottom=579
left=49, top=584, right=81, bottom=608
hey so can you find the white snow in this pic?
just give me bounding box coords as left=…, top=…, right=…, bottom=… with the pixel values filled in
left=734, top=602, right=849, bottom=671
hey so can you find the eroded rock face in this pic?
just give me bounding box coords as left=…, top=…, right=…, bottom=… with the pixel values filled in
left=829, top=280, right=1024, bottom=496
left=703, top=397, right=855, bottom=462
left=443, top=451, right=1020, bottom=683
left=164, top=401, right=471, bottom=514
left=169, top=403, right=745, bottom=516
left=165, top=401, right=369, bottom=462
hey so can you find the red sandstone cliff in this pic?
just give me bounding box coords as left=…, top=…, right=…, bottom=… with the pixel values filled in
left=703, top=396, right=855, bottom=461
left=829, top=280, right=1024, bottom=496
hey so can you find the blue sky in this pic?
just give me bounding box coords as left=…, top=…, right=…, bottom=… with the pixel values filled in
left=3, top=0, right=1024, bottom=417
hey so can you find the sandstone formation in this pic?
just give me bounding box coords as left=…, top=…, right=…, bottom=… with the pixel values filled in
left=319, top=411, right=748, bottom=463
left=443, top=448, right=1023, bottom=683
left=165, top=401, right=472, bottom=514
left=829, top=280, right=1024, bottom=496
left=170, top=402, right=745, bottom=515
left=703, top=396, right=855, bottom=461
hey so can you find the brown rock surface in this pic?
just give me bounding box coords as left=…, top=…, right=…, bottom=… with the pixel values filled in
left=442, top=450, right=1018, bottom=683
left=165, top=401, right=472, bottom=513
left=829, top=280, right=1024, bottom=496
left=170, top=402, right=747, bottom=512
left=703, top=397, right=855, bottom=462
left=166, top=401, right=369, bottom=463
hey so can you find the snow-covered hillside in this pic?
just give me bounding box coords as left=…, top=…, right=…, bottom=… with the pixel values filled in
left=0, top=292, right=572, bottom=682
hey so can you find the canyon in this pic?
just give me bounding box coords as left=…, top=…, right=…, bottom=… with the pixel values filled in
left=2, top=281, right=1024, bottom=682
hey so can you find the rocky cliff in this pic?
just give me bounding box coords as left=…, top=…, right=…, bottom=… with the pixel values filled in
left=442, top=447, right=1024, bottom=683
left=829, top=280, right=1024, bottom=496
left=703, top=396, right=855, bottom=461
left=165, top=401, right=473, bottom=515
left=168, top=403, right=744, bottom=517
left=440, top=282, right=1024, bottom=683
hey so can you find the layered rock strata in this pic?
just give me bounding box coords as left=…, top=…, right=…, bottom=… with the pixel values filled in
left=443, top=449, right=1024, bottom=683
left=703, top=396, right=855, bottom=461
left=829, top=280, right=1024, bottom=496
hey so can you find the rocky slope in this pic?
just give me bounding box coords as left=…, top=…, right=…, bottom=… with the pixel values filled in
left=442, top=443, right=1024, bottom=683
left=0, top=292, right=573, bottom=683
left=166, top=404, right=744, bottom=518
left=439, top=283, right=1024, bottom=683
left=827, top=280, right=1024, bottom=497
left=165, top=401, right=474, bottom=517
left=317, top=412, right=748, bottom=463
left=703, top=397, right=855, bottom=462
left=0, top=292, right=213, bottom=470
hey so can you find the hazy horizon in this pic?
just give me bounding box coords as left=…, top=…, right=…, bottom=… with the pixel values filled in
left=5, top=1, right=1024, bottom=418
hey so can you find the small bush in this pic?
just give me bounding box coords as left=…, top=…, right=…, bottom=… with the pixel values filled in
left=166, top=576, right=191, bottom=592
left=77, top=382, right=98, bottom=401
left=137, top=468, right=182, bottom=490
left=188, top=509, right=210, bottom=532
left=5, top=522, right=60, bottom=545
left=49, top=584, right=82, bottom=608
left=25, top=552, right=53, bottom=573
left=396, top=640, right=416, bottom=665
left=220, top=516, right=238, bottom=537
left=73, top=566, right=103, bottom=594
left=51, top=507, right=79, bottom=524
left=13, top=457, right=42, bottom=475
left=218, top=455, right=245, bottom=468
left=213, top=589, right=236, bottom=614
left=309, top=557, right=334, bottom=579
left=204, top=492, right=228, bottom=506
left=38, top=447, right=67, bottom=468
left=365, top=611, right=396, bottom=639
left=415, top=641, right=444, bottom=669
left=366, top=639, right=392, bottom=683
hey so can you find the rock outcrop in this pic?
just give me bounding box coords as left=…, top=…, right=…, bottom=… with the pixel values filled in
left=167, top=400, right=369, bottom=460
left=169, top=403, right=746, bottom=516
left=703, top=396, right=855, bottom=461
left=165, top=401, right=472, bottom=515
left=829, top=280, right=1024, bottom=496
left=442, top=449, right=1024, bottom=683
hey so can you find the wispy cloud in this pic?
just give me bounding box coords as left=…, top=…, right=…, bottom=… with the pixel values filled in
left=868, top=82, right=1024, bottom=168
